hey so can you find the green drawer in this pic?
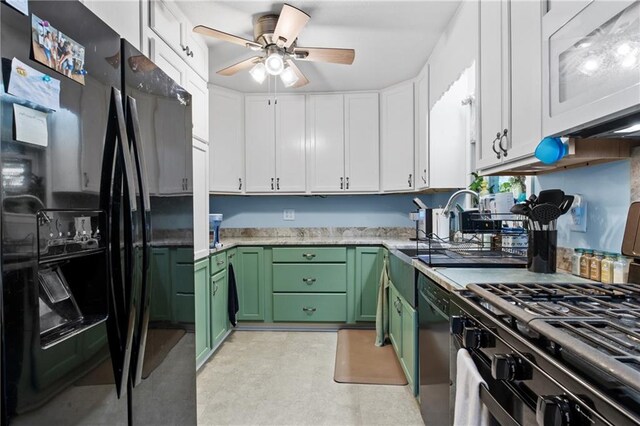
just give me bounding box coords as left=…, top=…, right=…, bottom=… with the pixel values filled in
left=210, top=252, right=227, bottom=275
left=272, top=247, right=347, bottom=263
left=174, top=248, right=193, bottom=264
left=273, top=293, right=347, bottom=322
left=273, top=264, right=347, bottom=292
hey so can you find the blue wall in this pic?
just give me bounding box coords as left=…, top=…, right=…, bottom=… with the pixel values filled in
left=533, top=160, right=630, bottom=253
left=210, top=193, right=453, bottom=228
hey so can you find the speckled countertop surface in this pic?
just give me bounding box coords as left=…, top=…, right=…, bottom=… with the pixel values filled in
left=208, top=235, right=593, bottom=291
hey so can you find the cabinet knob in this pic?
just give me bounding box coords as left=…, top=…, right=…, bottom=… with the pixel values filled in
left=271, top=177, right=274, bottom=190
left=83, top=172, right=89, bottom=188
left=346, top=177, right=350, bottom=190
left=212, top=283, right=219, bottom=296
left=340, top=177, right=344, bottom=190
left=421, top=169, right=427, bottom=184
left=302, top=253, right=316, bottom=259
left=276, top=177, right=280, bottom=190
left=302, top=277, right=317, bottom=285
left=302, top=307, right=317, bottom=314
left=238, top=178, right=242, bottom=190
left=492, top=132, right=502, bottom=159
left=181, top=44, right=194, bottom=58
left=216, top=259, right=225, bottom=266
left=408, top=174, right=412, bottom=187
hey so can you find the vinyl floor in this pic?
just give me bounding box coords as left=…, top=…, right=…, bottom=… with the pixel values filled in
left=197, top=331, right=424, bottom=425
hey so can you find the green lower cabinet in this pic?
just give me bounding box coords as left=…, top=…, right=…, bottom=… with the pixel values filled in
left=354, top=247, right=384, bottom=321
left=149, top=248, right=171, bottom=321
left=273, top=293, right=347, bottom=322
left=210, top=269, right=228, bottom=347
left=236, top=247, right=265, bottom=321
left=400, top=298, right=417, bottom=395
left=389, top=284, right=402, bottom=354
left=194, top=258, right=211, bottom=366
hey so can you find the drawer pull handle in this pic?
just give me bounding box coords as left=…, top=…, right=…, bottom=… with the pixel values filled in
left=302, top=307, right=317, bottom=313
left=212, top=284, right=219, bottom=296
left=216, top=260, right=225, bottom=266
left=303, top=253, right=316, bottom=259
left=302, top=277, right=317, bottom=285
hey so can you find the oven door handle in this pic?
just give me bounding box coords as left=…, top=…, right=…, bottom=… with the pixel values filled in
left=479, top=383, right=521, bottom=426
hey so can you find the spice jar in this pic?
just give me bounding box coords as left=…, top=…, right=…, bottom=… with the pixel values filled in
left=600, top=253, right=615, bottom=284
left=571, top=248, right=582, bottom=276
left=590, top=251, right=603, bottom=281
left=613, top=255, right=631, bottom=283
left=580, top=250, right=593, bottom=278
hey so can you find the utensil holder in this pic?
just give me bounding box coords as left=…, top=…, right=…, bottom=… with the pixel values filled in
left=528, top=230, right=557, bottom=273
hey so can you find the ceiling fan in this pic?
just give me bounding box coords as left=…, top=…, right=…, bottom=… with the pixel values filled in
left=193, top=3, right=355, bottom=88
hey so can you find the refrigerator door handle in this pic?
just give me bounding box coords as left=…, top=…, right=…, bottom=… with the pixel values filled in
left=126, top=95, right=153, bottom=386
left=99, top=87, right=138, bottom=398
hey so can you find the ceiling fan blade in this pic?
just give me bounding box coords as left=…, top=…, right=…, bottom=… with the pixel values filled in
left=285, top=60, right=309, bottom=88
left=292, top=47, right=355, bottom=65
left=193, top=25, right=262, bottom=50
left=217, top=56, right=262, bottom=76
left=273, top=4, right=310, bottom=48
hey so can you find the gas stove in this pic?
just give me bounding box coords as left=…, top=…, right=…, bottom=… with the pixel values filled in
left=451, top=282, right=640, bottom=426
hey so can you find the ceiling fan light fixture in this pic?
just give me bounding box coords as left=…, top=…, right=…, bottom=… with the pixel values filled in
left=249, top=62, right=267, bottom=84
left=265, top=52, right=285, bottom=75
left=280, top=66, right=299, bottom=87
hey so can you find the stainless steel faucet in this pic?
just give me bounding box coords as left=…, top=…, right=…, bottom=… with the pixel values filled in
left=441, top=189, right=480, bottom=217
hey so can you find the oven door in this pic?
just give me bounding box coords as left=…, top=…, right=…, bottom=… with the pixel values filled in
left=543, top=0, right=640, bottom=136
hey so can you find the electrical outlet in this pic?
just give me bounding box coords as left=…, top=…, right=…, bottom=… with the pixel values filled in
left=569, top=194, right=587, bottom=233
left=283, top=209, right=295, bottom=221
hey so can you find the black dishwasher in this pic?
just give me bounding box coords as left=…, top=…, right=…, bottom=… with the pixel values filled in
left=417, top=273, right=451, bottom=426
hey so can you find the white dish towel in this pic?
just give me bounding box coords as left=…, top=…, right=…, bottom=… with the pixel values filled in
left=453, top=349, right=490, bottom=426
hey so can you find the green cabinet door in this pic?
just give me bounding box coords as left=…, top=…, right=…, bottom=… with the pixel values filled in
left=210, top=269, right=228, bottom=347
left=194, top=258, right=211, bottom=365
left=236, top=247, right=265, bottom=321
left=355, top=247, right=384, bottom=321
left=149, top=248, right=171, bottom=321
left=389, top=284, right=402, bottom=355
left=401, top=298, right=417, bottom=395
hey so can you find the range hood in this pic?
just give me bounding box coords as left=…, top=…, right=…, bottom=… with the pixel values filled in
left=558, top=105, right=640, bottom=139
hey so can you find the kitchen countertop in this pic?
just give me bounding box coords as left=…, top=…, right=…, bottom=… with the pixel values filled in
left=210, top=236, right=593, bottom=291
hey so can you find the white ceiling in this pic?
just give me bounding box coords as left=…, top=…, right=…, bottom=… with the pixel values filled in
left=177, top=1, right=462, bottom=93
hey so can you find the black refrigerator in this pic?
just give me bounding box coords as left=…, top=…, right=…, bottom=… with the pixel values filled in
left=0, top=1, right=196, bottom=425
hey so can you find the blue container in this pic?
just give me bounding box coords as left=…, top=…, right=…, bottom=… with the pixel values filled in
left=209, top=213, right=223, bottom=248
left=535, top=137, right=569, bottom=165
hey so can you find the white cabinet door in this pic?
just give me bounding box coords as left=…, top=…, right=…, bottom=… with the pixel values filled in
left=81, top=0, right=141, bottom=49
left=414, top=70, right=429, bottom=190
left=148, top=36, right=186, bottom=87
left=192, top=139, right=210, bottom=260
left=275, top=96, right=306, bottom=193
left=508, top=0, right=543, bottom=160
left=185, top=70, right=209, bottom=143
left=245, top=96, right=276, bottom=192
left=149, top=0, right=184, bottom=53
left=478, top=0, right=505, bottom=170
left=155, top=96, right=188, bottom=194
left=184, top=30, right=209, bottom=80
left=210, top=86, right=244, bottom=193
left=345, top=93, right=379, bottom=192
left=381, top=82, right=415, bottom=192
left=307, top=94, right=345, bottom=193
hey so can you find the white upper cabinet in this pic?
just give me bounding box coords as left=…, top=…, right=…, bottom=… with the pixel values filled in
left=307, top=94, right=345, bottom=193
left=477, top=0, right=542, bottom=173
left=543, top=0, right=640, bottom=137
left=148, top=34, right=187, bottom=87
left=185, top=70, right=209, bottom=143
left=380, top=82, right=415, bottom=192
left=210, top=86, right=244, bottom=193
left=81, top=0, right=141, bottom=49
left=244, top=95, right=306, bottom=193
left=148, top=0, right=209, bottom=80
left=275, top=96, right=306, bottom=193
left=244, top=96, right=276, bottom=193
left=192, top=139, right=209, bottom=260
left=414, top=68, right=429, bottom=190
left=344, top=93, right=379, bottom=192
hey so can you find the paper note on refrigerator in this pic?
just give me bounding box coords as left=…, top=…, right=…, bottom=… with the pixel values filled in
left=7, top=58, right=60, bottom=110
left=13, top=104, right=49, bottom=147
